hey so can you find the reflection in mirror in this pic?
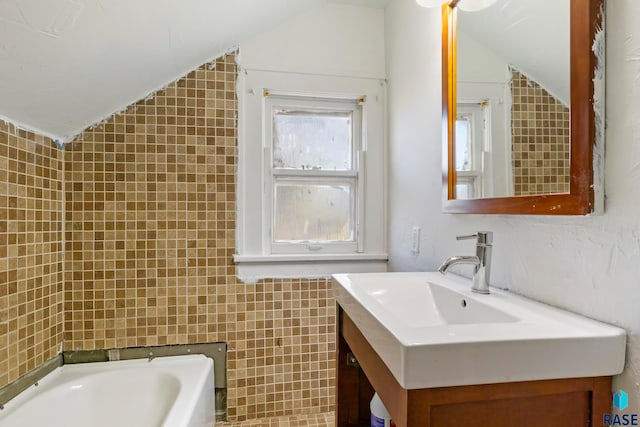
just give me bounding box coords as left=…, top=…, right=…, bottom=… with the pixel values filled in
left=442, top=0, right=605, bottom=215
left=455, top=0, right=570, bottom=199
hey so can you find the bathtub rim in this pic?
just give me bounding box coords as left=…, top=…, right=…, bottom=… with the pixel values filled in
left=0, top=342, right=226, bottom=416
left=0, top=355, right=63, bottom=411
left=0, top=354, right=215, bottom=427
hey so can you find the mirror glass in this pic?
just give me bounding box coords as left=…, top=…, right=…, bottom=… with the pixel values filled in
left=442, top=0, right=604, bottom=215
left=455, top=0, right=570, bottom=199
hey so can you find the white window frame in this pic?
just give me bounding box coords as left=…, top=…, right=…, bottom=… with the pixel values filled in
left=235, top=69, right=388, bottom=282
left=456, top=103, right=486, bottom=198
left=265, top=93, right=364, bottom=255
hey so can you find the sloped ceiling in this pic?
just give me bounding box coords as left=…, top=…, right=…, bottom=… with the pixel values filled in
left=458, top=0, right=570, bottom=106
left=0, top=0, right=389, bottom=143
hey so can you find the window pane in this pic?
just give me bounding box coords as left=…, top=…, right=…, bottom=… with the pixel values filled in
left=455, top=118, right=471, bottom=171
left=273, top=110, right=352, bottom=171
left=274, top=182, right=353, bottom=242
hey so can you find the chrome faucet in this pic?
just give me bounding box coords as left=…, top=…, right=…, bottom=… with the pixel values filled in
left=438, top=231, right=493, bottom=294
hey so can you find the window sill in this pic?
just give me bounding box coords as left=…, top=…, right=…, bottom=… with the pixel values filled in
left=233, top=253, right=388, bottom=284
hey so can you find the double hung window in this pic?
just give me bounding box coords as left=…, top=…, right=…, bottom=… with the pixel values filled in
left=266, top=94, right=363, bottom=254
left=235, top=69, right=386, bottom=281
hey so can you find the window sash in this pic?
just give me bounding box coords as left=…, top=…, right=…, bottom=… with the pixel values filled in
left=272, top=176, right=357, bottom=252
left=264, top=94, right=363, bottom=254
left=272, top=109, right=354, bottom=172
left=456, top=172, right=482, bottom=199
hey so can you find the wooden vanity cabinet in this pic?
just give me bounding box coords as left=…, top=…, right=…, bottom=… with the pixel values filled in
left=336, top=306, right=612, bottom=427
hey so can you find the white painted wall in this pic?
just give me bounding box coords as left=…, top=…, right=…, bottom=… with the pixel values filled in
left=387, top=0, right=640, bottom=412
left=457, top=30, right=507, bottom=84
left=239, top=2, right=386, bottom=78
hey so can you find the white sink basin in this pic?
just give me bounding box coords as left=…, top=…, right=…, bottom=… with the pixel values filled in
left=361, top=278, right=518, bottom=326
left=332, top=272, right=626, bottom=389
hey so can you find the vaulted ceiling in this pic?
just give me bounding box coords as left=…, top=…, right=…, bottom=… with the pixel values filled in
left=0, top=0, right=389, bottom=142
left=458, top=0, right=570, bottom=106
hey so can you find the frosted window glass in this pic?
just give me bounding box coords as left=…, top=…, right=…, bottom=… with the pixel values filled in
left=273, top=111, right=352, bottom=171
left=274, top=183, right=353, bottom=242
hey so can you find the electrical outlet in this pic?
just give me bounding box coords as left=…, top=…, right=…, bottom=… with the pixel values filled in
left=411, top=226, right=421, bottom=254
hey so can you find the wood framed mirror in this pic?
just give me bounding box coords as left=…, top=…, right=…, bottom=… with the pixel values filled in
left=442, top=0, right=604, bottom=215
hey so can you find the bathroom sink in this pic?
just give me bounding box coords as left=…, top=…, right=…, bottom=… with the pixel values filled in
left=360, top=278, right=517, bottom=326
left=332, top=272, right=626, bottom=389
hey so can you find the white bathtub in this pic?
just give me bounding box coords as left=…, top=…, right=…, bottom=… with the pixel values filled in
left=0, top=355, right=215, bottom=427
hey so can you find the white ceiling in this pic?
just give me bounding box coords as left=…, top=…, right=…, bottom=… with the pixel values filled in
left=0, top=0, right=390, bottom=143
left=1, top=0, right=572, bottom=143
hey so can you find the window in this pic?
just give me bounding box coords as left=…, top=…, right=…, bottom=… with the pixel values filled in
left=235, top=70, right=387, bottom=282
left=456, top=103, right=486, bottom=199
left=266, top=94, right=363, bottom=254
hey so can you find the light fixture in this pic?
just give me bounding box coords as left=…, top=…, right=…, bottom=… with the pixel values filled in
left=457, top=0, right=498, bottom=11
left=415, top=0, right=448, bottom=8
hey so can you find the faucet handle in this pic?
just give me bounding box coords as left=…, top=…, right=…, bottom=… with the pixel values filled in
left=456, top=231, right=493, bottom=245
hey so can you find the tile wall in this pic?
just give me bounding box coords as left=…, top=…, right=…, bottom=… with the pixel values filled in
left=219, top=412, right=334, bottom=427
left=62, top=54, right=336, bottom=420
left=0, top=122, right=65, bottom=389
left=510, top=70, right=570, bottom=196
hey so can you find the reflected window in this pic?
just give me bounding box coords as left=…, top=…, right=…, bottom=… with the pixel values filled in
left=455, top=118, right=472, bottom=171
left=455, top=103, right=486, bottom=198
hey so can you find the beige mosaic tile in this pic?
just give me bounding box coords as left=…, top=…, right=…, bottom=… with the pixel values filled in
left=62, top=53, right=336, bottom=421
left=510, top=70, right=570, bottom=196
left=218, top=412, right=334, bottom=427
left=0, top=122, right=65, bottom=389
left=1, top=53, right=336, bottom=422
